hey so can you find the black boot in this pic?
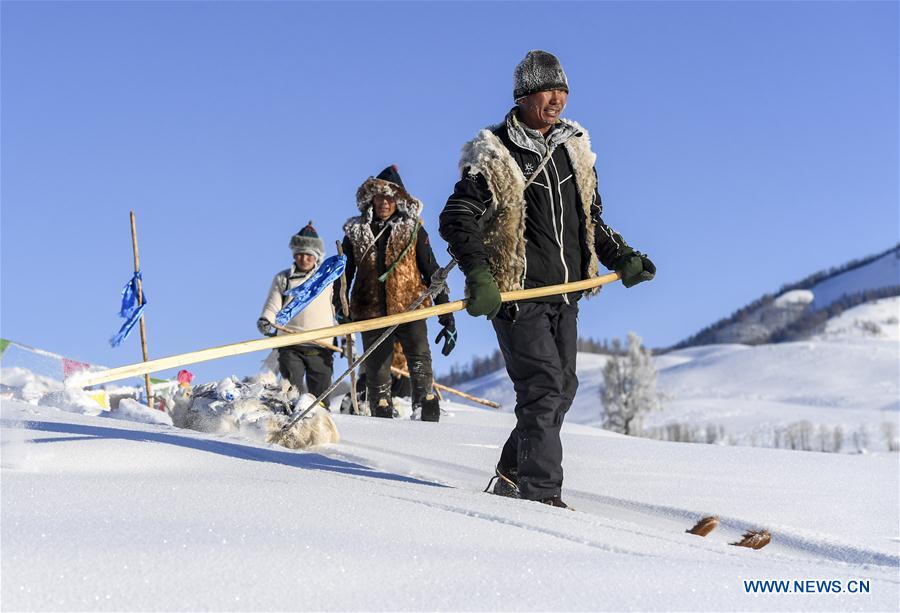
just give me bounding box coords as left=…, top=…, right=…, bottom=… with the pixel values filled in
left=373, top=398, right=394, bottom=419
left=420, top=393, right=440, bottom=422
left=485, top=465, right=519, bottom=499
left=540, top=496, right=571, bottom=510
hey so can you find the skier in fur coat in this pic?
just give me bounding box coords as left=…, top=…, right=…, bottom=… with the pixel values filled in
left=335, top=165, right=456, bottom=422
left=439, top=51, right=656, bottom=507
left=258, top=222, right=336, bottom=398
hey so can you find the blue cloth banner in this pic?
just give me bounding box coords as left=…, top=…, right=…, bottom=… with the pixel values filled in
left=276, top=255, right=346, bottom=326
left=110, top=271, right=147, bottom=347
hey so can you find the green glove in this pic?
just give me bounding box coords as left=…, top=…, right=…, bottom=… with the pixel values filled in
left=464, top=265, right=502, bottom=319
left=615, top=251, right=656, bottom=288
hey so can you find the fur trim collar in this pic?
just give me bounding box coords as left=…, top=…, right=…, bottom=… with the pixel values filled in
left=505, top=108, right=582, bottom=158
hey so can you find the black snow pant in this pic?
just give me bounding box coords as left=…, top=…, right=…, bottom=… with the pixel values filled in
left=360, top=319, right=433, bottom=408
left=492, top=301, right=579, bottom=501
left=278, top=344, right=334, bottom=399
left=351, top=372, right=412, bottom=404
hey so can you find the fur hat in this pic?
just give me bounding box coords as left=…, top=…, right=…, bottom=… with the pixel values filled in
left=513, top=50, right=569, bottom=100
left=289, top=221, right=325, bottom=260
left=355, top=165, right=423, bottom=219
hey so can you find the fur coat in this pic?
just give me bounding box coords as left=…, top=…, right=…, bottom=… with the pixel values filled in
left=343, top=177, right=431, bottom=320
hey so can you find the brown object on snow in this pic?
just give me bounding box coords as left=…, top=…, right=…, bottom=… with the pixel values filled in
left=266, top=404, right=340, bottom=450
left=731, top=530, right=772, bottom=549
left=686, top=516, right=719, bottom=537
left=391, top=342, right=408, bottom=371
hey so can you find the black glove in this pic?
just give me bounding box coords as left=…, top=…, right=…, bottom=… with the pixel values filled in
left=434, top=314, right=457, bottom=356
left=614, top=250, right=656, bottom=288
left=464, top=265, right=502, bottom=320
left=256, top=317, right=276, bottom=337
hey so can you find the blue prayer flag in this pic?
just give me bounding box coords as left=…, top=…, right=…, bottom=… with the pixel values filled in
left=110, top=271, right=147, bottom=347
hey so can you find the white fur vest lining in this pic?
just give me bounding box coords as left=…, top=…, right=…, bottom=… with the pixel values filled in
left=458, top=118, right=600, bottom=292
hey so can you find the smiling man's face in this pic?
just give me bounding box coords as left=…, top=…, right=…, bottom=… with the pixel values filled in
left=517, top=89, right=568, bottom=134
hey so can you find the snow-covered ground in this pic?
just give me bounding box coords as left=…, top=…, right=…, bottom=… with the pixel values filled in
left=2, top=297, right=898, bottom=610
left=459, top=298, right=900, bottom=451
left=2, top=396, right=898, bottom=611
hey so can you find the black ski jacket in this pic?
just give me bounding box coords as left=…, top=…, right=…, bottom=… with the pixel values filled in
left=439, top=121, right=630, bottom=302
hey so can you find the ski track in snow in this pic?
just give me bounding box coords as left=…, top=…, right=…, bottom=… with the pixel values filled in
left=324, top=432, right=900, bottom=573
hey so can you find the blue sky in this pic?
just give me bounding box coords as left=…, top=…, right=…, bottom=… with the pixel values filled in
left=2, top=1, right=897, bottom=385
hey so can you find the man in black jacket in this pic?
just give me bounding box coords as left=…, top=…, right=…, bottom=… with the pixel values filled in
left=439, top=50, right=655, bottom=507
left=336, top=165, right=456, bottom=422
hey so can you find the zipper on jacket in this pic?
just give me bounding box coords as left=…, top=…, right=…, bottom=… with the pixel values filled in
left=548, top=154, right=570, bottom=304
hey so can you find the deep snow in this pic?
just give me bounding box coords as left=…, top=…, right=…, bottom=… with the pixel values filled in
left=2, top=396, right=898, bottom=611
left=1, top=298, right=898, bottom=610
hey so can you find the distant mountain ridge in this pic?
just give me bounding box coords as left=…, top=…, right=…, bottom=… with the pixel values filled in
left=672, top=244, right=900, bottom=349
left=441, top=245, right=899, bottom=385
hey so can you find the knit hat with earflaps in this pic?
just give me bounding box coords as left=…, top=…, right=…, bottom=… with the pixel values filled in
left=513, top=50, right=569, bottom=100
left=289, top=221, right=326, bottom=261
left=355, top=164, right=423, bottom=219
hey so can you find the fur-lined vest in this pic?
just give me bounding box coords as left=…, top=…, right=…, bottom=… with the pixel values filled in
left=457, top=117, right=600, bottom=292
left=343, top=177, right=431, bottom=321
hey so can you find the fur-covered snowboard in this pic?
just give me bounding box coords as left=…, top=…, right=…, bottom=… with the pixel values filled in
left=172, top=374, right=339, bottom=450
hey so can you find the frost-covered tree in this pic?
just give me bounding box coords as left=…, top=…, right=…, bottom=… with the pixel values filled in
left=600, top=333, right=662, bottom=435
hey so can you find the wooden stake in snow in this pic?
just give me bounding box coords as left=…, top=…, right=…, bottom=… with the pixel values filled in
left=129, top=211, right=153, bottom=409
left=335, top=240, right=360, bottom=416
left=70, top=272, right=621, bottom=388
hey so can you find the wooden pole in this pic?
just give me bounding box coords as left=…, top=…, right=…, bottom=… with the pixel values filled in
left=335, top=240, right=360, bottom=415
left=129, top=211, right=153, bottom=409
left=310, top=340, right=501, bottom=410
left=71, top=271, right=621, bottom=388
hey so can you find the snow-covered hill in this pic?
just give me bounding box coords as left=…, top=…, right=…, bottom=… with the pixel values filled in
left=459, top=297, right=900, bottom=451
left=676, top=246, right=900, bottom=347
left=2, top=397, right=898, bottom=611
left=810, top=248, right=900, bottom=310
left=820, top=295, right=900, bottom=342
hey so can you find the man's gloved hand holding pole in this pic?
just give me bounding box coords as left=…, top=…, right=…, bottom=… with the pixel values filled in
left=464, top=265, right=502, bottom=320
left=613, top=249, right=656, bottom=288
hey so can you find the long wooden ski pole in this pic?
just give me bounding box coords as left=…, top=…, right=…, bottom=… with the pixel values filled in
left=129, top=211, right=153, bottom=409
left=311, top=340, right=501, bottom=410
left=70, top=271, right=621, bottom=388
left=335, top=240, right=360, bottom=415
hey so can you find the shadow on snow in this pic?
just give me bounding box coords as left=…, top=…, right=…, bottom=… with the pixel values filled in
left=2, top=419, right=445, bottom=489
